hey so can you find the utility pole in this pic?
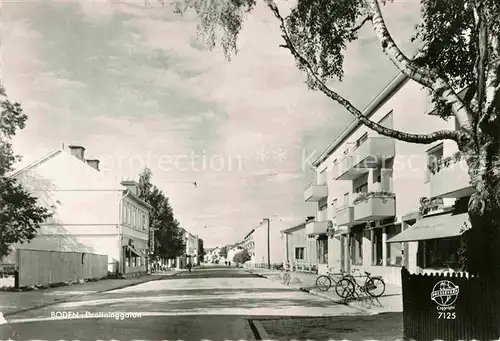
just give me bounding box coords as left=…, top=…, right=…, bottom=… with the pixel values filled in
left=263, top=218, right=271, bottom=269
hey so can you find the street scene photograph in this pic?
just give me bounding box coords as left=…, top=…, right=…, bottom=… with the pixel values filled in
left=0, top=0, right=499, bottom=340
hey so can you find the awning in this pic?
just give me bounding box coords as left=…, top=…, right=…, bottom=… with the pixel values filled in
left=387, top=213, right=469, bottom=243
left=126, top=245, right=142, bottom=257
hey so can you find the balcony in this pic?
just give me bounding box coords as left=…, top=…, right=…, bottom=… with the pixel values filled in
left=429, top=158, right=475, bottom=198
left=333, top=137, right=395, bottom=180
left=304, top=183, right=328, bottom=202
left=335, top=205, right=355, bottom=226
left=353, top=192, right=396, bottom=221
left=305, top=220, right=329, bottom=235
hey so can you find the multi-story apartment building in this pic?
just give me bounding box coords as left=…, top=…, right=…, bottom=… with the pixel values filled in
left=306, top=72, right=471, bottom=285
left=9, top=145, right=152, bottom=278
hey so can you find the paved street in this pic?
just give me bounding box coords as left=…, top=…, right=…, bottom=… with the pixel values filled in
left=1, top=265, right=367, bottom=340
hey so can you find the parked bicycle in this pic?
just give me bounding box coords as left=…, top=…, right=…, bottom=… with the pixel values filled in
left=315, top=267, right=353, bottom=292
left=334, top=268, right=385, bottom=299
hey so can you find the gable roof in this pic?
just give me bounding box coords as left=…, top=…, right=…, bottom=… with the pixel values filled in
left=9, top=148, right=63, bottom=178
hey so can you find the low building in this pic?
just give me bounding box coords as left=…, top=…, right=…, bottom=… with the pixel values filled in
left=253, top=219, right=288, bottom=268
left=8, top=145, right=152, bottom=278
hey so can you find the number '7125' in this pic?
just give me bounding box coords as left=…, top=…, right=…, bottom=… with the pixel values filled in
left=438, top=312, right=457, bottom=319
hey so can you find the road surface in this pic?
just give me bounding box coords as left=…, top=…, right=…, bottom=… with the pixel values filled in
left=1, top=265, right=364, bottom=340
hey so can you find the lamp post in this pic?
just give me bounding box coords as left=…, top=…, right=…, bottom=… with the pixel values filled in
left=262, top=218, right=271, bottom=269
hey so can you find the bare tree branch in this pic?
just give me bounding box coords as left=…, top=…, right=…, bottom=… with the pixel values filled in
left=265, top=0, right=459, bottom=145
left=364, top=0, right=475, bottom=131
left=350, top=14, right=372, bottom=33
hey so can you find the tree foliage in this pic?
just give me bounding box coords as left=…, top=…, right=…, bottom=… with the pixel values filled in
left=138, top=168, right=185, bottom=260
left=198, top=238, right=205, bottom=260
left=219, top=245, right=228, bottom=258
left=0, top=94, right=53, bottom=259
left=175, top=0, right=500, bottom=278
left=233, top=249, right=251, bottom=263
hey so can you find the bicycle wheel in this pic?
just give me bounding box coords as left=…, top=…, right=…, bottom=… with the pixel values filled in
left=366, top=277, right=385, bottom=297
left=335, top=278, right=355, bottom=299
left=315, top=275, right=332, bottom=291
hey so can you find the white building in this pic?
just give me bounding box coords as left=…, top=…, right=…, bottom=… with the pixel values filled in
left=306, top=73, right=471, bottom=285
left=252, top=219, right=288, bottom=267
left=8, top=145, right=152, bottom=278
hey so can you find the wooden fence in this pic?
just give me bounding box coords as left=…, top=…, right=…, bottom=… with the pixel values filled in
left=15, top=249, right=108, bottom=288
left=401, top=267, right=500, bottom=340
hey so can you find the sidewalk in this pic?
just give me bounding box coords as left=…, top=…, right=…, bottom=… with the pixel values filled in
left=0, top=270, right=181, bottom=316
left=246, top=268, right=403, bottom=314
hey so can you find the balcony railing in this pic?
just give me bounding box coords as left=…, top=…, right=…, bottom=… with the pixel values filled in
left=428, top=155, right=475, bottom=198
left=335, top=205, right=355, bottom=226
left=305, top=220, right=329, bottom=235
left=332, top=137, right=395, bottom=180
left=304, top=183, right=328, bottom=202
left=353, top=191, right=396, bottom=221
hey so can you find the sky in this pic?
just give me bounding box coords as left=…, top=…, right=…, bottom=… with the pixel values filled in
left=2, top=0, right=420, bottom=248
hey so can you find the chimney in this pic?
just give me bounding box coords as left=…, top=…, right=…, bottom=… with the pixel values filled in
left=121, top=176, right=139, bottom=196
left=306, top=216, right=315, bottom=222
left=68, top=145, right=85, bottom=160
left=86, top=159, right=100, bottom=171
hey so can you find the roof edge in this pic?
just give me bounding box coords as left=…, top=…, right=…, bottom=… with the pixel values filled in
left=9, top=148, right=63, bottom=178
left=312, top=72, right=409, bottom=167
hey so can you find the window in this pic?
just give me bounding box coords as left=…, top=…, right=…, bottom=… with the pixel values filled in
left=355, top=183, right=368, bottom=193
left=295, top=247, right=305, bottom=260
left=319, top=169, right=327, bottom=185
left=331, top=199, right=338, bottom=210
left=343, top=193, right=349, bottom=206
left=350, top=229, right=363, bottom=265
left=386, top=224, right=403, bottom=266
left=122, top=204, right=127, bottom=223
left=378, top=110, right=394, bottom=128
left=372, top=229, right=383, bottom=266
left=356, top=133, right=368, bottom=148
left=127, top=205, right=132, bottom=225
left=316, top=235, right=328, bottom=264
left=425, top=144, right=444, bottom=182
left=421, top=237, right=461, bottom=270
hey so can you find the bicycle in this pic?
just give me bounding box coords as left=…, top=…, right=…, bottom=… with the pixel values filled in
left=334, top=268, right=386, bottom=300
left=315, top=267, right=353, bottom=292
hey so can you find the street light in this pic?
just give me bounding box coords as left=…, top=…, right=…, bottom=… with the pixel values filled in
left=262, top=218, right=271, bottom=269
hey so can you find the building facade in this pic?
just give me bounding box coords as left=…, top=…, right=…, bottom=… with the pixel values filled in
left=9, top=145, right=152, bottom=277
left=184, top=231, right=199, bottom=264
left=252, top=219, right=288, bottom=267
left=307, top=73, right=470, bottom=285
left=241, top=229, right=255, bottom=263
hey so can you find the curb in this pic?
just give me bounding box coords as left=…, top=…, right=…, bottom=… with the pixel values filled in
left=251, top=320, right=270, bottom=340
left=3, top=271, right=181, bottom=317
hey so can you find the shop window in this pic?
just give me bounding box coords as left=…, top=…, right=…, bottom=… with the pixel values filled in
left=372, top=229, right=383, bottom=266
left=350, top=230, right=363, bottom=265
left=386, top=224, right=403, bottom=266
left=295, top=247, right=305, bottom=260
left=316, top=235, right=328, bottom=264
left=422, top=237, right=461, bottom=270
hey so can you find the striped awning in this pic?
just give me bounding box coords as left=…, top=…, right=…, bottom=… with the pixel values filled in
left=387, top=213, right=469, bottom=243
